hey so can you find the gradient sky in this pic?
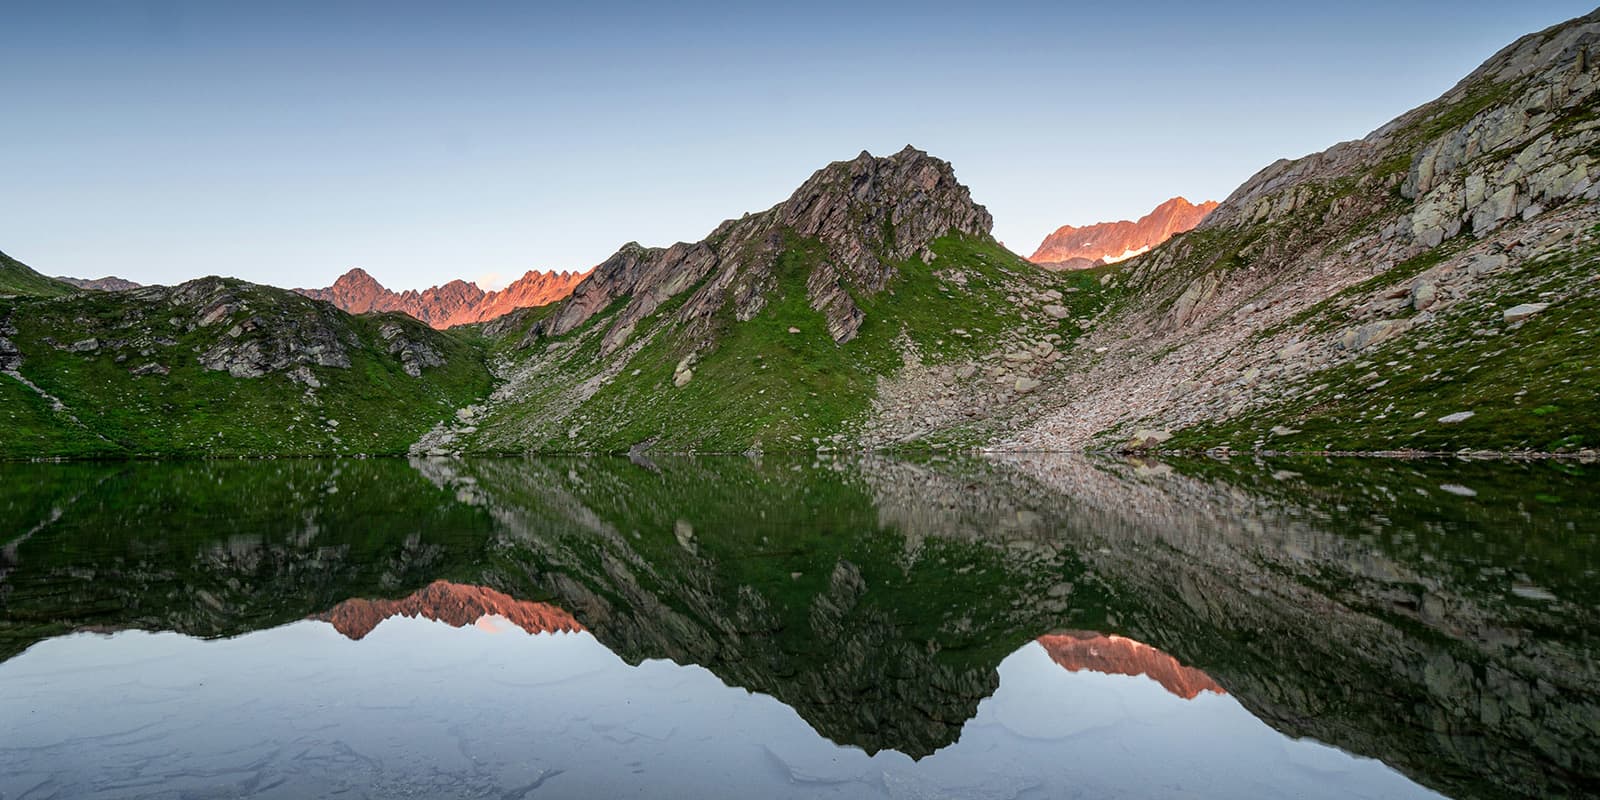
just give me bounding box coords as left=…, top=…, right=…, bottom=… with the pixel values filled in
left=3, top=1, right=1595, bottom=290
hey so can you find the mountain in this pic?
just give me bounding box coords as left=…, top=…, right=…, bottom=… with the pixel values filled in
left=1029, top=197, right=1219, bottom=269
left=431, top=145, right=1104, bottom=455
left=0, top=250, right=73, bottom=298
left=0, top=276, right=490, bottom=458
left=313, top=581, right=584, bottom=640
left=55, top=275, right=142, bottom=292
left=990, top=9, right=1600, bottom=454
left=296, top=267, right=588, bottom=329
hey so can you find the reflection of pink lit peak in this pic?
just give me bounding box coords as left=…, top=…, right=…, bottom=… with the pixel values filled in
left=1036, top=631, right=1225, bottom=700
left=312, top=581, right=585, bottom=640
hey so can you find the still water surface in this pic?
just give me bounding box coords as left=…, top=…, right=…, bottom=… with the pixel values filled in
left=1, top=454, right=1595, bottom=799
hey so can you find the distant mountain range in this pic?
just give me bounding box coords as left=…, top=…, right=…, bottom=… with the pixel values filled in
left=295, top=267, right=588, bottom=329
left=1029, top=196, right=1218, bottom=269
left=55, top=275, right=143, bottom=292
left=313, top=581, right=586, bottom=640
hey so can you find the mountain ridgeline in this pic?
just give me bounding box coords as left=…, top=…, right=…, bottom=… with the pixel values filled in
left=295, top=267, right=589, bottom=330
left=1, top=10, right=1599, bottom=458
left=1029, top=196, right=1218, bottom=269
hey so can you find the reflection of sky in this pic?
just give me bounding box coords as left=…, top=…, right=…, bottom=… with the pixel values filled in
left=0, top=618, right=1442, bottom=799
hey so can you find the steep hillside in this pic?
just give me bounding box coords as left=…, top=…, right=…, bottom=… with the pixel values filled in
left=296, top=266, right=587, bottom=328
left=0, top=250, right=73, bottom=298
left=984, top=9, right=1600, bottom=454
left=1030, top=196, right=1218, bottom=268
left=0, top=277, right=492, bottom=458
left=434, top=146, right=1117, bottom=455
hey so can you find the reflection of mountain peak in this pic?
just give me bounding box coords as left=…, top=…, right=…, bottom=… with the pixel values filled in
left=1037, top=632, right=1224, bottom=700
left=312, top=581, right=585, bottom=640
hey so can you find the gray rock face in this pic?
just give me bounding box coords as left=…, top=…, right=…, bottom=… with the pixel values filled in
left=0, top=330, right=19, bottom=372
left=379, top=322, right=444, bottom=378
left=526, top=146, right=993, bottom=351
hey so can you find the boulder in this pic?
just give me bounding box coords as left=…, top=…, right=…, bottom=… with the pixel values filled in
left=1503, top=303, right=1549, bottom=323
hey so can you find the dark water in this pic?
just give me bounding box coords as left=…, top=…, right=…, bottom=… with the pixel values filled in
left=0, top=454, right=1596, bottom=799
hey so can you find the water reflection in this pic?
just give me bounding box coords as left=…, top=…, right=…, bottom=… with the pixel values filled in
left=1, top=614, right=1439, bottom=800
left=0, top=453, right=1596, bottom=799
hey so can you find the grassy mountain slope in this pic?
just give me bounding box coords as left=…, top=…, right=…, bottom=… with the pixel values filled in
left=0, top=250, right=73, bottom=298
left=432, top=148, right=1119, bottom=455
left=0, top=277, right=492, bottom=458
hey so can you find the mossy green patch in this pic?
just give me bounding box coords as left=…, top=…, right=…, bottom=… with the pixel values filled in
left=0, top=283, right=493, bottom=459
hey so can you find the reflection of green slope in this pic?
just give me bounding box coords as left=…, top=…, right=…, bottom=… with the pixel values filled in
left=1, top=454, right=1597, bottom=797
left=444, top=455, right=1088, bottom=756
left=997, top=453, right=1600, bottom=800
left=0, top=459, right=502, bottom=660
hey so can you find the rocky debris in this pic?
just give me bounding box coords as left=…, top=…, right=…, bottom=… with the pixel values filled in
left=1337, top=319, right=1407, bottom=351
left=296, top=267, right=588, bottom=329
left=68, top=338, right=99, bottom=353
left=1502, top=302, right=1550, bottom=323
left=1410, top=280, right=1438, bottom=311
left=1129, top=428, right=1172, bottom=448
left=1031, top=197, right=1219, bottom=268
left=1041, top=303, right=1070, bottom=319
left=671, top=353, right=699, bottom=389
left=129, top=362, right=169, bottom=377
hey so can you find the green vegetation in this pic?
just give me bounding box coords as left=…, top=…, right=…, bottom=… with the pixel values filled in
left=480, top=233, right=1103, bottom=453
left=0, top=249, right=72, bottom=298
left=1170, top=240, right=1600, bottom=453
left=0, top=280, right=493, bottom=459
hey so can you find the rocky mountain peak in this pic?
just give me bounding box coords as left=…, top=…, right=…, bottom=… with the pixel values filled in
left=1029, top=196, right=1217, bottom=269
left=537, top=146, right=992, bottom=349
left=776, top=145, right=993, bottom=290
left=296, top=266, right=585, bottom=329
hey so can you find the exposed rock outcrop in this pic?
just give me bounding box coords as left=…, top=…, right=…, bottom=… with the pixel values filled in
left=1030, top=197, right=1218, bottom=268
left=532, top=145, right=993, bottom=350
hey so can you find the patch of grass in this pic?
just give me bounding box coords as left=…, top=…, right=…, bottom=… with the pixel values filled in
left=0, top=282, right=494, bottom=459
left=0, top=250, right=73, bottom=298
left=1171, top=241, right=1600, bottom=453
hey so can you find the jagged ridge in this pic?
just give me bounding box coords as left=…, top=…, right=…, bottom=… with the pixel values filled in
left=1029, top=197, right=1218, bottom=269
left=296, top=267, right=589, bottom=329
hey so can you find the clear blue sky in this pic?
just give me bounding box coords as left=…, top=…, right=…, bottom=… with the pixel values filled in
left=2, top=1, right=1594, bottom=289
